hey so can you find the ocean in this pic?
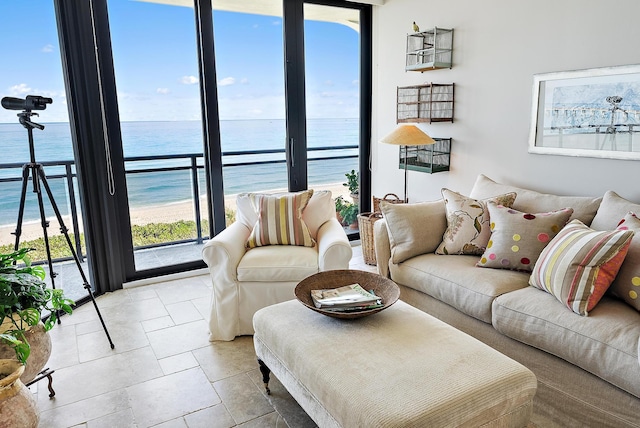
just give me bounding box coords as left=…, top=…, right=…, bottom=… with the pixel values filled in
left=0, top=118, right=359, bottom=226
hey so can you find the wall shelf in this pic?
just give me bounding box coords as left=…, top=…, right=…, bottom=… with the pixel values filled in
left=405, top=27, right=453, bottom=72
left=397, top=83, right=454, bottom=123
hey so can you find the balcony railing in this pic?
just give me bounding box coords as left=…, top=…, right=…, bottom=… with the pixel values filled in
left=0, top=145, right=358, bottom=262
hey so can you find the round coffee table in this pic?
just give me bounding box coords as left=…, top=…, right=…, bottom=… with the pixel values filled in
left=294, top=269, right=400, bottom=319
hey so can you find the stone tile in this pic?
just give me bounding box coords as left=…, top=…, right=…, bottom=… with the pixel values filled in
left=95, top=290, right=134, bottom=308
left=39, top=389, right=130, bottom=428
left=237, top=412, right=285, bottom=428
left=37, top=346, right=163, bottom=411
left=86, top=408, right=135, bottom=428
left=75, top=319, right=107, bottom=336
left=192, top=336, right=258, bottom=382
left=142, top=315, right=176, bottom=333
left=126, top=286, right=159, bottom=301
left=127, top=367, right=220, bottom=428
left=78, top=320, right=149, bottom=362
left=246, top=369, right=315, bottom=428
left=152, top=418, right=188, bottom=427
left=99, top=297, right=169, bottom=324
left=191, top=295, right=211, bottom=321
left=159, top=352, right=199, bottom=375
left=155, top=279, right=211, bottom=306
left=166, top=300, right=203, bottom=325
left=213, top=374, right=273, bottom=424
left=147, top=319, right=210, bottom=359
left=47, top=323, right=79, bottom=370
left=183, top=404, right=235, bottom=428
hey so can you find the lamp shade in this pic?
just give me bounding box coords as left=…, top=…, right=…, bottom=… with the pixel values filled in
left=380, top=124, right=435, bottom=146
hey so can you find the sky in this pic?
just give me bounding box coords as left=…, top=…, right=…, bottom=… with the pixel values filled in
left=0, top=0, right=360, bottom=124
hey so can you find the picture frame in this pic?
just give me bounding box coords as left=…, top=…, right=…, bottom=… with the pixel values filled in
left=528, top=64, right=640, bottom=160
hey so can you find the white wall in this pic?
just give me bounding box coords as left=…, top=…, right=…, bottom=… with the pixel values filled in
left=371, top=0, right=640, bottom=204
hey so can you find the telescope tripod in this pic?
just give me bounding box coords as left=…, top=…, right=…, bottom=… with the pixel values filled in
left=12, top=110, right=114, bottom=351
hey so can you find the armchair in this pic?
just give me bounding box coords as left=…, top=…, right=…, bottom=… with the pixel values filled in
left=202, top=190, right=353, bottom=341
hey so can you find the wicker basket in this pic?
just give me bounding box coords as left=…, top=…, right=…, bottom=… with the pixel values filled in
left=358, top=212, right=383, bottom=265
left=373, top=193, right=405, bottom=213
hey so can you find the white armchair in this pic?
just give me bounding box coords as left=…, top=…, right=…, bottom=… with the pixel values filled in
left=202, top=190, right=353, bottom=341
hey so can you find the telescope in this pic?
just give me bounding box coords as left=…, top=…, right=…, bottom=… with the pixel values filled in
left=1, top=95, right=52, bottom=111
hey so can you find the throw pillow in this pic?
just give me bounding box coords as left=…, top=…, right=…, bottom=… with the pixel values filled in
left=236, top=190, right=333, bottom=240
left=590, top=190, right=640, bottom=231
left=380, top=199, right=447, bottom=264
left=477, top=203, right=573, bottom=271
left=529, top=219, right=634, bottom=316
left=435, top=189, right=517, bottom=255
left=246, top=189, right=315, bottom=248
left=609, top=212, right=640, bottom=311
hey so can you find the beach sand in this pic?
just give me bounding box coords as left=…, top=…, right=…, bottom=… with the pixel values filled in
left=0, top=183, right=352, bottom=246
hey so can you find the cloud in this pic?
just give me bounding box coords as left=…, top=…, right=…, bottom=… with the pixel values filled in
left=324, top=80, right=334, bottom=87
left=272, top=20, right=281, bottom=25
left=352, top=79, right=359, bottom=86
left=9, top=84, right=32, bottom=95
left=240, top=78, right=249, bottom=84
left=253, top=24, right=259, bottom=29
left=156, top=88, right=170, bottom=94
left=42, top=44, right=55, bottom=53
left=180, top=75, right=199, bottom=85
left=218, top=77, right=236, bottom=86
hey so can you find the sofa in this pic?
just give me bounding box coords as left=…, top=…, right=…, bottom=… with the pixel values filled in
left=374, top=174, right=640, bottom=427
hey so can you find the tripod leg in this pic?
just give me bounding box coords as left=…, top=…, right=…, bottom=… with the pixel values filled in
left=12, top=165, right=31, bottom=251
left=37, top=167, right=115, bottom=349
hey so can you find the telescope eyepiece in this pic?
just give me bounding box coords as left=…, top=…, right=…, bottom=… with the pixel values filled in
left=1, top=95, right=52, bottom=111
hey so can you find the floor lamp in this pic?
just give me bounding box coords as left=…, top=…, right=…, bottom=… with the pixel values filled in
left=380, top=124, right=435, bottom=202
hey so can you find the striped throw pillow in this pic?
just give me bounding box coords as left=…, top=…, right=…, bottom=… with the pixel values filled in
left=529, top=219, right=634, bottom=316
left=246, top=190, right=315, bottom=248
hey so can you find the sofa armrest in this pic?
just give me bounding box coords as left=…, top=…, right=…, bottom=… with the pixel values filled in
left=316, top=218, right=352, bottom=271
left=374, top=219, right=391, bottom=278
left=202, top=221, right=251, bottom=341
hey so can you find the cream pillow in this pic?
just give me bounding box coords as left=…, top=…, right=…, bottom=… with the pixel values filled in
left=477, top=203, right=573, bottom=271
left=246, top=190, right=315, bottom=248
left=436, top=189, right=517, bottom=255
left=380, top=200, right=447, bottom=264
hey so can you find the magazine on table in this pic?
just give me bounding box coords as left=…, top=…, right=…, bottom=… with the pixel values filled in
left=310, top=283, right=383, bottom=312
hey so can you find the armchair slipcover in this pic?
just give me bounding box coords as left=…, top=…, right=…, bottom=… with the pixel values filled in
left=202, top=190, right=352, bottom=341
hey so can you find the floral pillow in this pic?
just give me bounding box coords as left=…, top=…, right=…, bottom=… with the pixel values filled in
left=609, top=212, right=640, bottom=311
left=477, top=203, right=573, bottom=271
left=435, top=189, right=517, bottom=255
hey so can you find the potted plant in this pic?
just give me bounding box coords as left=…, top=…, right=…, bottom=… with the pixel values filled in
left=335, top=195, right=347, bottom=224
left=0, top=248, right=74, bottom=373
left=343, top=170, right=359, bottom=205
left=339, top=202, right=359, bottom=229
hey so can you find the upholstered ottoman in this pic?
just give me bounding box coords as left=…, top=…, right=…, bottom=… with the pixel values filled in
left=253, top=299, right=537, bottom=428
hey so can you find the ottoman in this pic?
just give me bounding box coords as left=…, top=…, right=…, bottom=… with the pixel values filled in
left=253, top=299, right=537, bottom=428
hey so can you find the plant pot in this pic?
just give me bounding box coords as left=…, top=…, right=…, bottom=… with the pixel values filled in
left=335, top=212, right=344, bottom=225
left=0, top=359, right=40, bottom=428
left=350, top=193, right=359, bottom=206
left=349, top=221, right=359, bottom=230
left=0, top=321, right=51, bottom=384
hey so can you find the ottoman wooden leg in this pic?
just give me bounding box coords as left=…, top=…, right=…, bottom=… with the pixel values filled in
left=258, top=359, right=271, bottom=395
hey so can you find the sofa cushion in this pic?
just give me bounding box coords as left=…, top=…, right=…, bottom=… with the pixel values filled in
left=492, top=287, right=640, bottom=398
left=435, top=188, right=517, bottom=256
left=238, top=245, right=318, bottom=282
left=237, top=190, right=333, bottom=240
left=246, top=190, right=315, bottom=248
left=529, top=220, right=634, bottom=316
left=477, top=203, right=573, bottom=271
left=469, top=174, right=602, bottom=225
left=610, top=213, right=640, bottom=311
left=380, top=199, right=447, bottom=264
left=590, top=190, right=640, bottom=231
left=389, top=253, right=529, bottom=323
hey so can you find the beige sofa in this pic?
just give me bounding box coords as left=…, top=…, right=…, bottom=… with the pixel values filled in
left=374, top=175, right=640, bottom=427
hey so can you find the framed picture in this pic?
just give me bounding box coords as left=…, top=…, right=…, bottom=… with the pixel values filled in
left=529, top=64, right=640, bottom=160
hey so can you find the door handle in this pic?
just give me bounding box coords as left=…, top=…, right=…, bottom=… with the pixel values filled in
left=289, top=137, right=295, bottom=167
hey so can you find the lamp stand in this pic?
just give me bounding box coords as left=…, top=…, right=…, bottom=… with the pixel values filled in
left=403, top=145, right=408, bottom=203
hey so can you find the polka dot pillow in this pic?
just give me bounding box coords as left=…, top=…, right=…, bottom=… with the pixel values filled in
left=609, top=212, right=640, bottom=311
left=477, top=203, right=573, bottom=271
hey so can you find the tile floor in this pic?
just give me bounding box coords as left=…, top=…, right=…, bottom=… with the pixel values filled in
left=35, top=244, right=376, bottom=428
